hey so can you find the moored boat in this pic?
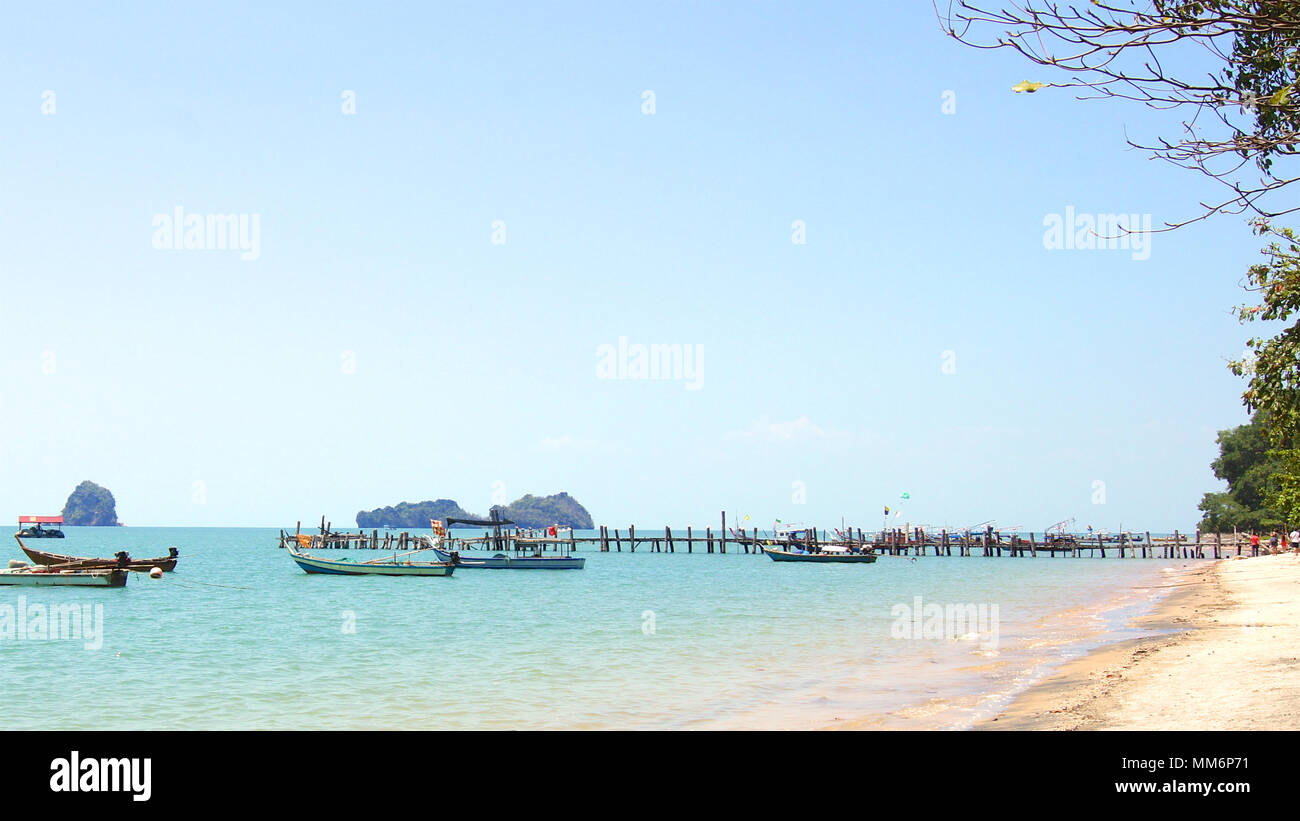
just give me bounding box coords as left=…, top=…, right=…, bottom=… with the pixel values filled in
left=16, top=515, right=65, bottom=539
left=0, top=566, right=128, bottom=586
left=762, top=545, right=878, bottom=563
left=427, top=519, right=585, bottom=569
left=286, top=536, right=454, bottom=577
left=429, top=546, right=585, bottom=570
left=19, top=541, right=179, bottom=572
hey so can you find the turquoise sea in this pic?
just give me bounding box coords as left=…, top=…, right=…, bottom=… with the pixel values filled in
left=0, top=527, right=1191, bottom=730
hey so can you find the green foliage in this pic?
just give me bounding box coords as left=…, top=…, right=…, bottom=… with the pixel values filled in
left=1197, top=490, right=1251, bottom=531
left=1221, top=2, right=1300, bottom=174
left=61, top=480, right=120, bottom=526
left=1267, top=448, right=1300, bottom=524
left=1230, top=220, right=1300, bottom=445
left=1198, top=413, right=1288, bottom=531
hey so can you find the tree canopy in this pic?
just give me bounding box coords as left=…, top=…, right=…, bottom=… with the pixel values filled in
left=1231, top=220, right=1300, bottom=443
left=1198, top=412, right=1288, bottom=529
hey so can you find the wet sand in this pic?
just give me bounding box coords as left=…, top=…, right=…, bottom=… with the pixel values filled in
left=980, top=553, right=1300, bottom=730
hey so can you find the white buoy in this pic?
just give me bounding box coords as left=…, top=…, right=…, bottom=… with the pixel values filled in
left=149, top=567, right=163, bottom=579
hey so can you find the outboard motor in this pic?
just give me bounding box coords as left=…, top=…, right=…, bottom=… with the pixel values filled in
left=168, top=546, right=179, bottom=558
left=115, top=551, right=131, bottom=566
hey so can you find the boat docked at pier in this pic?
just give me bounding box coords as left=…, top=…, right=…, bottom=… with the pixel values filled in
left=759, top=525, right=878, bottom=563
left=762, top=544, right=879, bottom=563
left=430, top=546, right=586, bottom=569
left=427, top=518, right=586, bottom=569
left=286, top=534, right=454, bottom=577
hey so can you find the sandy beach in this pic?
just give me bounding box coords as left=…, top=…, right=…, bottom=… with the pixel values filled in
left=980, top=553, right=1300, bottom=730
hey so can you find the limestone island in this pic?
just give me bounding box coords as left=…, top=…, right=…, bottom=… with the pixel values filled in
left=357, top=492, right=593, bottom=530
left=62, top=480, right=121, bottom=526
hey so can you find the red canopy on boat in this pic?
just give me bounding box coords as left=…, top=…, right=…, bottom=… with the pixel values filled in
left=18, top=516, right=62, bottom=524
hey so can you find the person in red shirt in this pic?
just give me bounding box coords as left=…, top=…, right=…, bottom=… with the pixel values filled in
left=1250, top=531, right=1261, bottom=555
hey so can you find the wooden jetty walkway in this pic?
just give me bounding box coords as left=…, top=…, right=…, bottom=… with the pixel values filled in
left=277, top=516, right=1267, bottom=560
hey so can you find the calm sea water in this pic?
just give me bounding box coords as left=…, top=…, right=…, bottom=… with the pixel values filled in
left=0, top=527, right=1190, bottom=730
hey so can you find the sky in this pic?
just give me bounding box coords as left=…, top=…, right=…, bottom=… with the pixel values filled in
left=0, top=2, right=1276, bottom=531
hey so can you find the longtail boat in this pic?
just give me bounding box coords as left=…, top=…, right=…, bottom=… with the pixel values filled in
left=18, top=540, right=179, bottom=572
left=286, top=535, right=454, bottom=577
left=427, top=519, right=585, bottom=569
left=748, top=524, right=879, bottom=563
left=0, top=566, right=128, bottom=587
left=762, top=545, right=878, bottom=563
left=16, top=515, right=64, bottom=538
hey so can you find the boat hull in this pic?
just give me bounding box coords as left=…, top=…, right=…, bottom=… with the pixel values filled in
left=288, top=547, right=454, bottom=576
left=432, top=547, right=585, bottom=569
left=762, top=547, right=878, bottom=563
left=21, top=545, right=178, bottom=572
left=0, top=568, right=128, bottom=586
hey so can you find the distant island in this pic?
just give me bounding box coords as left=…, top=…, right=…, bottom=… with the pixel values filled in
left=62, top=480, right=121, bottom=526
left=357, top=492, right=593, bottom=530
left=356, top=499, right=478, bottom=529
left=493, top=492, right=593, bottom=529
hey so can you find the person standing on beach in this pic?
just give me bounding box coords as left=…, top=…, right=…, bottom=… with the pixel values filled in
left=1290, top=529, right=1300, bottom=553
left=1270, top=531, right=1280, bottom=553
left=1251, top=531, right=1261, bottom=555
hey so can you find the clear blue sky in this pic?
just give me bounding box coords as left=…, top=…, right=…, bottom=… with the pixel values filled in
left=0, top=2, right=1265, bottom=531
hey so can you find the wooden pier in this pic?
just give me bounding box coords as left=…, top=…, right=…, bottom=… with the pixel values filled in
left=276, top=515, right=1265, bottom=560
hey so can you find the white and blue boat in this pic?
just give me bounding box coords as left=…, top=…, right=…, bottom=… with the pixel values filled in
left=286, top=537, right=455, bottom=577
left=429, top=546, right=585, bottom=570
left=762, top=545, right=878, bottom=563
left=428, top=519, right=585, bottom=569
left=760, top=527, right=878, bottom=563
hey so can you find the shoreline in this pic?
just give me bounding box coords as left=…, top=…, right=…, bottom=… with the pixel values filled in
left=978, top=553, right=1300, bottom=730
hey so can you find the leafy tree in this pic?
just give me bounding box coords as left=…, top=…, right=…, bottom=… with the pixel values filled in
left=1231, top=220, right=1300, bottom=443
left=1198, top=413, right=1287, bottom=530
left=1266, top=447, right=1300, bottom=523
